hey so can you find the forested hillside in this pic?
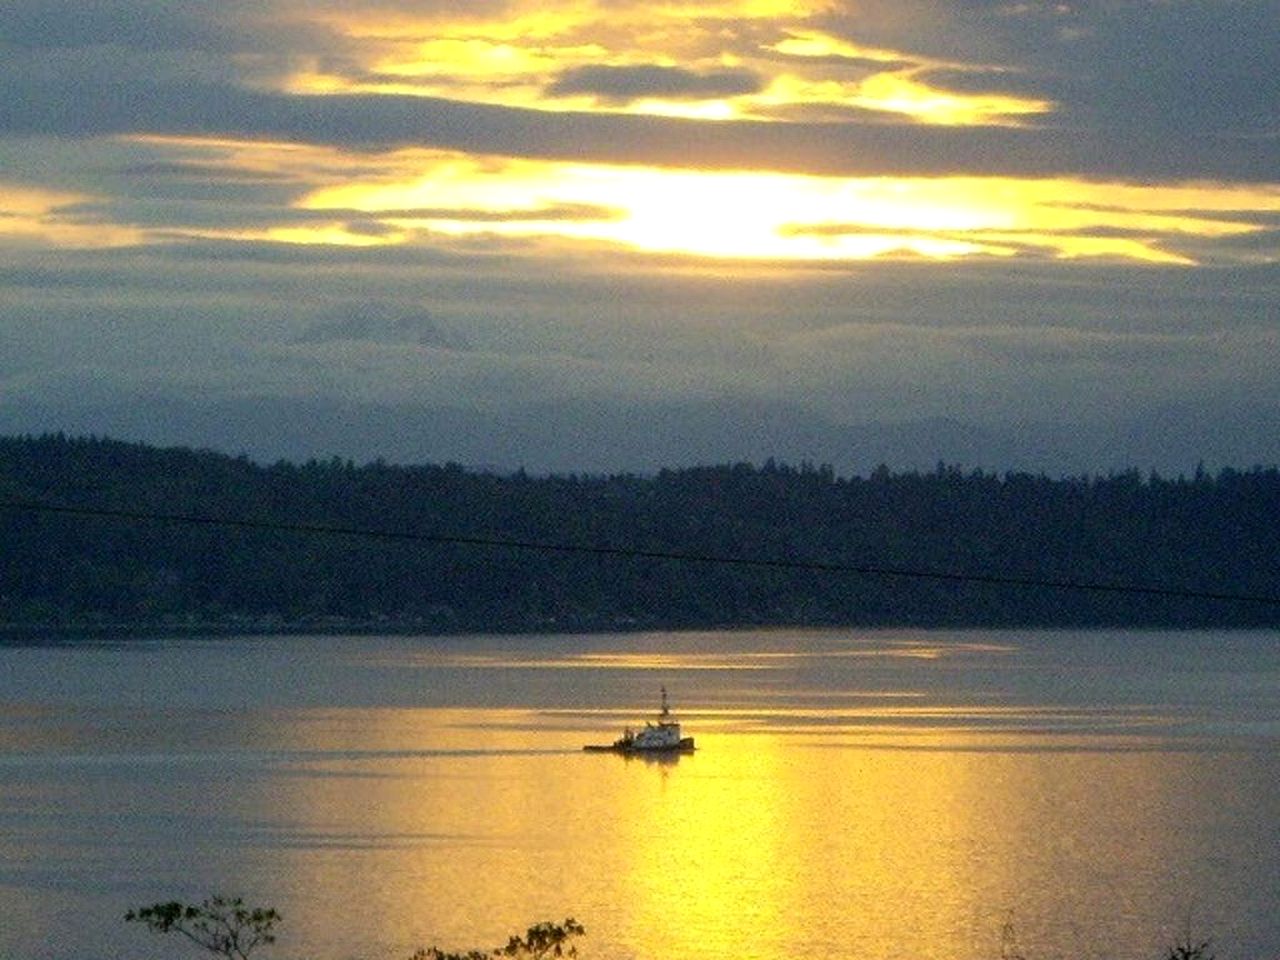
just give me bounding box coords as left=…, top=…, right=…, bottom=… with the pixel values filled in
left=2, top=433, right=1279, bottom=630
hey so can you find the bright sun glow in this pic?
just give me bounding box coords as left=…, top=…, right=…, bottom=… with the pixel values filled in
left=298, top=152, right=1274, bottom=265
left=850, top=71, right=1053, bottom=126
left=286, top=3, right=1050, bottom=127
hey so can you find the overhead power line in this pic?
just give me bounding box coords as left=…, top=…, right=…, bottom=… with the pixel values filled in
left=2, top=497, right=1279, bottom=608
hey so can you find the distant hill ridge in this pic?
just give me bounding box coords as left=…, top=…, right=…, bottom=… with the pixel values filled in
left=2, top=432, right=1279, bottom=630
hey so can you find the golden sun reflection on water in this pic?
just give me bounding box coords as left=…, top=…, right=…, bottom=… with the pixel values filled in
left=3, top=633, right=1277, bottom=960
left=359, top=638, right=1020, bottom=672
left=217, top=702, right=1273, bottom=960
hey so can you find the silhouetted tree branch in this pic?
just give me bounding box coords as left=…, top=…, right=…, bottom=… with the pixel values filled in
left=124, top=896, right=281, bottom=960
left=411, top=918, right=585, bottom=960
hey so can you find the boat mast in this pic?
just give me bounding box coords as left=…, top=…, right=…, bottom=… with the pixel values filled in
left=660, top=685, right=670, bottom=719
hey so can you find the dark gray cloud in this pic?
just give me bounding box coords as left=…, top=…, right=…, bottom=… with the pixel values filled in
left=1, top=53, right=1274, bottom=182
left=50, top=199, right=366, bottom=230
left=7, top=238, right=1277, bottom=369
left=3, top=0, right=1279, bottom=477
left=4, top=230, right=1278, bottom=477
left=116, top=161, right=298, bottom=183
left=294, top=303, right=470, bottom=350
left=3, top=0, right=340, bottom=67
left=964, top=328, right=1222, bottom=367
left=387, top=203, right=623, bottom=223
left=1048, top=203, right=1280, bottom=230
left=762, top=48, right=916, bottom=74
left=547, top=64, right=765, bottom=103
left=1041, top=3, right=1278, bottom=135
left=5, top=0, right=248, bottom=52
left=1, top=0, right=1277, bottom=184
left=1199, top=228, right=1280, bottom=259
left=44, top=163, right=619, bottom=231
left=821, top=0, right=1280, bottom=136
left=749, top=101, right=916, bottom=124
left=777, top=220, right=1243, bottom=265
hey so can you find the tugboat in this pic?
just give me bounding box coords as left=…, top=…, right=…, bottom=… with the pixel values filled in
left=584, top=687, right=695, bottom=754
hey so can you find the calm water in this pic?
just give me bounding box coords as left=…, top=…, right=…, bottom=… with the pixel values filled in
left=1, top=629, right=1278, bottom=960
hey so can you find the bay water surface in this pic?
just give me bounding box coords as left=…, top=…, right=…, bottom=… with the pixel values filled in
left=1, top=629, right=1277, bottom=960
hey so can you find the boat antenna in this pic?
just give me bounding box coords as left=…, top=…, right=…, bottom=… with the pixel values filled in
left=661, top=685, right=670, bottom=718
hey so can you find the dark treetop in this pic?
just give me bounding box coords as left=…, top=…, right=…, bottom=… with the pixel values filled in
left=2, top=433, right=1279, bottom=631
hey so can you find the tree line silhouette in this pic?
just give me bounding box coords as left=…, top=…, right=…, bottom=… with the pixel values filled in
left=2, top=433, right=1278, bottom=631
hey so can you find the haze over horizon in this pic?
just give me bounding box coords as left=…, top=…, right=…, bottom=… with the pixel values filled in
left=2, top=0, right=1278, bottom=476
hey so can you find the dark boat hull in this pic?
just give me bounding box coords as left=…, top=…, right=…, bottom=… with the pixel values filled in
left=583, top=737, right=695, bottom=754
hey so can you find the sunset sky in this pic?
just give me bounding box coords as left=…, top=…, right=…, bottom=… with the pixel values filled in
left=2, top=0, right=1278, bottom=474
